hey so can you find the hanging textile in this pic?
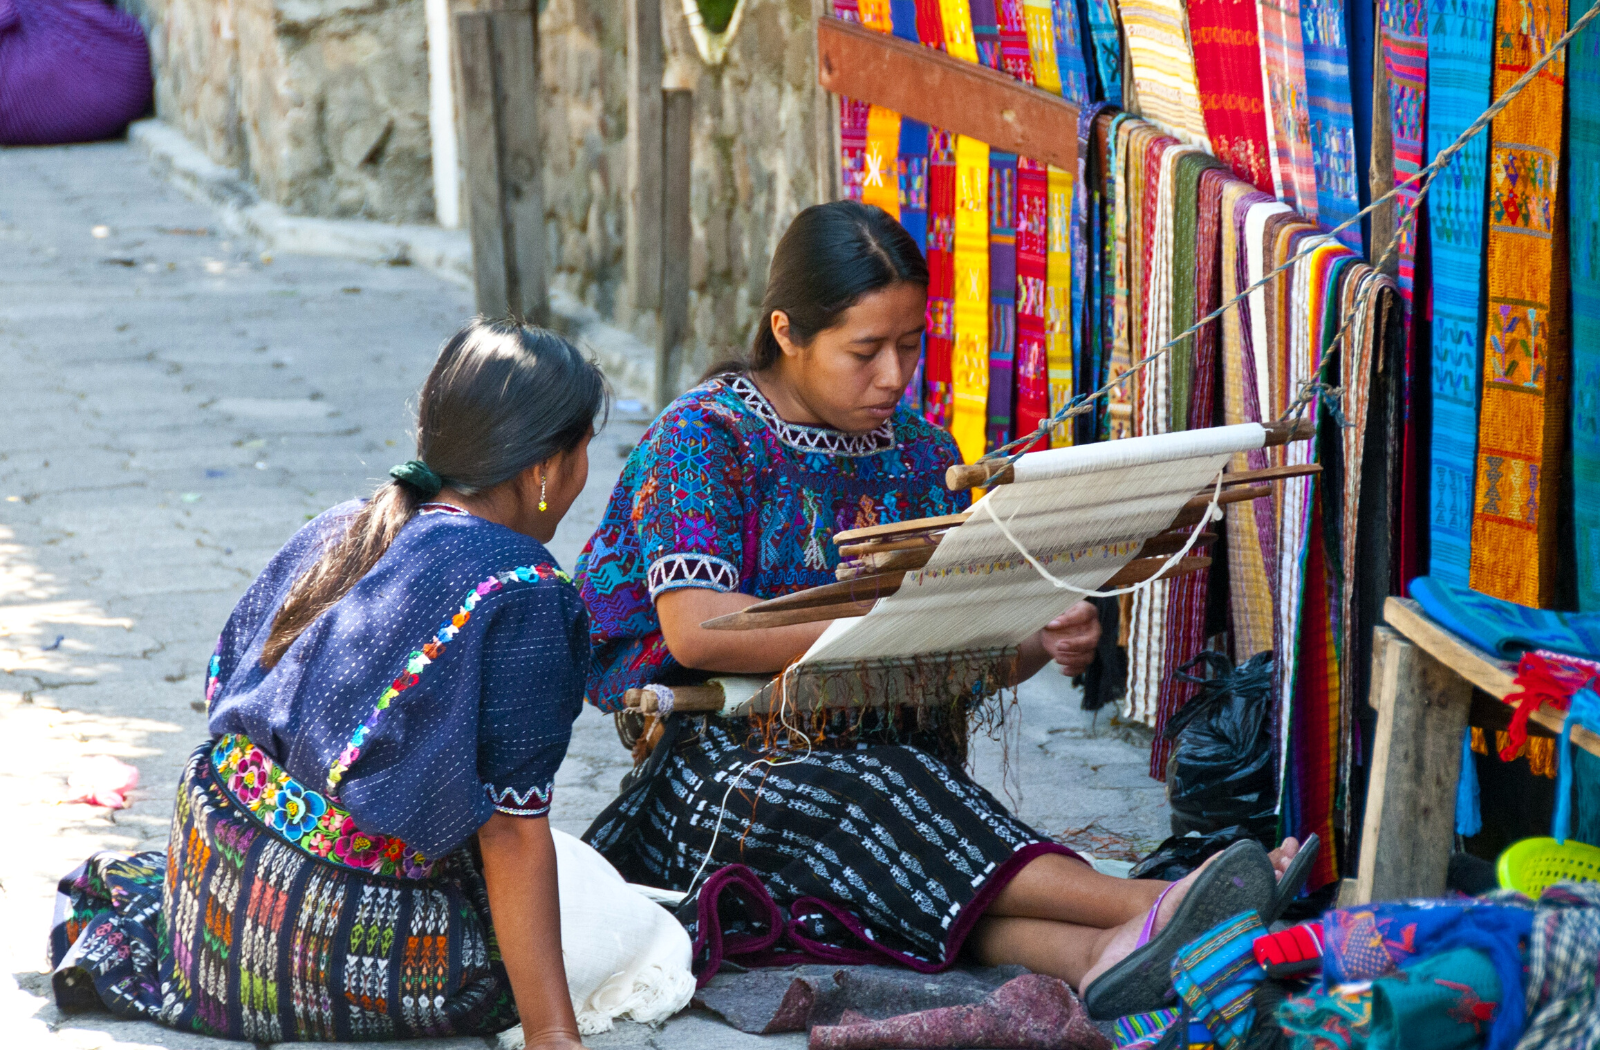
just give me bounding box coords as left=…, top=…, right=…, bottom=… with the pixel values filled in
left=987, top=152, right=1019, bottom=450
left=937, top=0, right=981, bottom=60
left=1071, top=104, right=1110, bottom=443
left=1301, top=0, right=1363, bottom=248
left=861, top=106, right=902, bottom=218
left=971, top=0, right=1004, bottom=66
left=1379, top=0, right=1427, bottom=310
left=951, top=134, right=991, bottom=463
left=1258, top=0, right=1320, bottom=213
left=997, top=0, right=1037, bottom=79
left=925, top=129, right=958, bottom=426
left=1016, top=159, right=1051, bottom=448
left=1098, top=113, right=1129, bottom=439
left=1119, top=0, right=1213, bottom=147
left=1571, top=0, right=1600, bottom=610
left=1050, top=0, right=1093, bottom=101
left=1187, top=0, right=1276, bottom=191
left=836, top=0, right=872, bottom=201
left=1047, top=161, right=1075, bottom=444
left=1424, top=0, right=1494, bottom=587
left=1469, top=0, right=1570, bottom=607
left=916, top=0, right=948, bottom=47
left=898, top=119, right=931, bottom=250
left=1222, top=186, right=1281, bottom=663
left=1022, top=0, right=1065, bottom=93
left=1083, top=0, right=1123, bottom=104
left=890, top=0, right=921, bottom=38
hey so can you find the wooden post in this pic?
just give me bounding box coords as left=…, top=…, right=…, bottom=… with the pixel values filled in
left=455, top=10, right=550, bottom=324
left=627, top=0, right=665, bottom=327
left=812, top=0, right=842, bottom=201
left=657, top=88, right=694, bottom=407
left=1354, top=625, right=1473, bottom=903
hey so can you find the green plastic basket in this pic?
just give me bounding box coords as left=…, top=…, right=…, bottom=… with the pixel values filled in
left=1496, top=836, right=1600, bottom=895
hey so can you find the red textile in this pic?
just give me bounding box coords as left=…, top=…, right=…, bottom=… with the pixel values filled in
left=924, top=129, right=958, bottom=426
left=1252, top=922, right=1325, bottom=977
left=1015, top=158, right=1051, bottom=449
left=835, top=0, right=870, bottom=200
left=915, top=0, right=946, bottom=47
left=1499, top=651, right=1600, bottom=761
left=997, top=0, right=1036, bottom=81
left=1186, top=0, right=1275, bottom=191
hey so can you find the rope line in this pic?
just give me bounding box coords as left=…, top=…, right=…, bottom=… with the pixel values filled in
left=980, top=1, right=1600, bottom=465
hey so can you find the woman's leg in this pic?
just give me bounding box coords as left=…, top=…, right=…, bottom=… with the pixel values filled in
left=968, top=912, right=1149, bottom=991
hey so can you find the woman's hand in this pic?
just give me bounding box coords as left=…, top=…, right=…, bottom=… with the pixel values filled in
left=1039, top=601, right=1101, bottom=677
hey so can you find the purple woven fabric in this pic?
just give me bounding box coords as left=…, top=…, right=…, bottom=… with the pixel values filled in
left=0, top=0, right=151, bottom=145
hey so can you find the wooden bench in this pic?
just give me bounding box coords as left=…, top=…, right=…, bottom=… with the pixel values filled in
left=1347, top=597, right=1600, bottom=904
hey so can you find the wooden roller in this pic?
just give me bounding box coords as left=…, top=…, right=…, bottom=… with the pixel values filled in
left=622, top=684, right=733, bottom=714
left=944, top=418, right=1317, bottom=490
left=703, top=555, right=1212, bottom=632
left=835, top=529, right=1218, bottom=581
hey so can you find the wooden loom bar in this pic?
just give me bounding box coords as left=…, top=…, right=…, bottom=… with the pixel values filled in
left=836, top=529, right=1218, bottom=580
left=945, top=418, right=1318, bottom=489
left=815, top=17, right=1080, bottom=171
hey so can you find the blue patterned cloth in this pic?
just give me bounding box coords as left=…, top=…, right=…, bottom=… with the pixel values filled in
left=576, top=374, right=969, bottom=711
left=1410, top=575, right=1600, bottom=659
left=208, top=502, right=588, bottom=857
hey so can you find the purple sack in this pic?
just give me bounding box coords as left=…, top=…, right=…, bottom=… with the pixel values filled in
left=0, top=0, right=152, bottom=145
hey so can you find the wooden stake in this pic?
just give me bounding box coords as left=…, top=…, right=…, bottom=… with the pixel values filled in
left=626, top=0, right=664, bottom=325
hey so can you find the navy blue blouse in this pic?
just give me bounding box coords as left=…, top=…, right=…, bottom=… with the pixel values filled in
left=207, top=502, right=587, bottom=858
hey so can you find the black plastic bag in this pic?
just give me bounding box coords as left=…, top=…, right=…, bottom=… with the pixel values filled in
left=1128, top=825, right=1260, bottom=881
left=1163, top=650, right=1278, bottom=843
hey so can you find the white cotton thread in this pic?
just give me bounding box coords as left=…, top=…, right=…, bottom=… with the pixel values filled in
left=977, top=468, right=1227, bottom=599
left=642, top=683, right=675, bottom=716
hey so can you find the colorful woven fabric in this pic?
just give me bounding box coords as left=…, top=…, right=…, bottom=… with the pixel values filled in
left=1368, top=948, right=1502, bottom=1050
left=1083, top=0, right=1123, bottom=104
left=1469, top=0, right=1570, bottom=607
left=952, top=134, right=992, bottom=462
left=861, top=105, right=902, bottom=218
left=970, top=0, right=1004, bottom=66
left=1046, top=161, right=1075, bottom=444
left=1170, top=910, right=1269, bottom=1050
left=48, top=744, right=516, bottom=1040
left=836, top=0, right=873, bottom=201
left=1120, top=0, right=1212, bottom=147
left=1050, top=0, right=1093, bottom=101
left=1379, top=0, right=1427, bottom=310
left=1425, top=0, right=1494, bottom=588
left=1259, top=0, right=1320, bottom=213
left=1277, top=984, right=1372, bottom=1049
left=937, top=0, right=980, bottom=60
left=1409, top=574, right=1600, bottom=659
left=916, top=0, right=948, bottom=47
left=1022, top=0, right=1064, bottom=93
left=898, top=118, right=931, bottom=251
left=1187, top=0, right=1275, bottom=190
left=1015, top=157, right=1051, bottom=448
left=997, top=0, right=1036, bottom=78
left=1569, top=0, right=1600, bottom=611
left=1517, top=881, right=1600, bottom=1050
left=1302, top=0, right=1362, bottom=247
left=926, top=128, right=958, bottom=426
left=1113, top=1008, right=1181, bottom=1048
left=1287, top=486, right=1341, bottom=889
left=987, top=151, right=1019, bottom=451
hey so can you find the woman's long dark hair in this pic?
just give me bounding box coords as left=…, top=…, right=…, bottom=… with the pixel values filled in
left=261, top=319, right=608, bottom=668
left=705, top=200, right=929, bottom=379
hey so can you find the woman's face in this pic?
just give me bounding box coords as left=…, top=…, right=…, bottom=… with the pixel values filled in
left=771, top=281, right=926, bottom=434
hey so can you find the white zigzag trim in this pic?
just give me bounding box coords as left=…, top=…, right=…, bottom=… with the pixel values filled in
left=729, top=375, right=895, bottom=457
left=647, top=553, right=740, bottom=597
left=486, top=780, right=554, bottom=816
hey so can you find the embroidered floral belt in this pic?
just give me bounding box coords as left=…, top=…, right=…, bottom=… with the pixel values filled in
left=211, top=733, right=435, bottom=880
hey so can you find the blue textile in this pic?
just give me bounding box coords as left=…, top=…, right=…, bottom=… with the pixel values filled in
left=1302, top=0, right=1364, bottom=249
left=1409, top=575, right=1600, bottom=659
left=1082, top=0, right=1121, bottom=104
left=1457, top=726, right=1483, bottom=837
left=208, top=503, right=587, bottom=857
left=1171, top=910, right=1268, bottom=1050
left=1050, top=0, right=1092, bottom=102
left=1554, top=689, right=1600, bottom=843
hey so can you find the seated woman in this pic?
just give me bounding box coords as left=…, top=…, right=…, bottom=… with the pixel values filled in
left=51, top=321, right=606, bottom=1049
left=578, top=201, right=1310, bottom=1018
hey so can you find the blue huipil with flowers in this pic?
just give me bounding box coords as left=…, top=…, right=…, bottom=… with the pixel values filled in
left=577, top=374, right=970, bottom=710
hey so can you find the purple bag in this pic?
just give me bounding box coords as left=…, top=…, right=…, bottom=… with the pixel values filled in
left=0, top=0, right=152, bottom=145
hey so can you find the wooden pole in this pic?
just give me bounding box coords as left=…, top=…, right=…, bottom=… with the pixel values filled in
left=657, top=88, right=693, bottom=407
left=627, top=0, right=665, bottom=327
left=455, top=10, right=549, bottom=324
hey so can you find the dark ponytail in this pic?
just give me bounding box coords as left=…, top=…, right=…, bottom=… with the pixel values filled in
left=261, top=319, right=608, bottom=668
left=703, top=200, right=929, bottom=380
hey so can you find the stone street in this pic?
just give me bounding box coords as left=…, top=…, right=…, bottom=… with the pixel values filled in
left=0, top=140, right=1168, bottom=1050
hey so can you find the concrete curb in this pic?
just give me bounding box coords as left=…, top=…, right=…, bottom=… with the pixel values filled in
left=128, top=119, right=656, bottom=404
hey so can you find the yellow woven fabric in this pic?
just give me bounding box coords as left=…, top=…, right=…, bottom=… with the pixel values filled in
left=859, top=0, right=894, bottom=31
left=1469, top=0, right=1570, bottom=607
left=1046, top=163, right=1075, bottom=445
left=952, top=134, right=992, bottom=463
left=1119, top=0, right=1212, bottom=147
left=861, top=106, right=902, bottom=218
left=939, top=0, right=980, bottom=62
left=1022, top=0, right=1064, bottom=94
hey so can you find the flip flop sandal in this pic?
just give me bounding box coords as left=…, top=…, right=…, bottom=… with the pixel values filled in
left=1266, top=832, right=1321, bottom=924
left=1082, top=840, right=1277, bottom=1021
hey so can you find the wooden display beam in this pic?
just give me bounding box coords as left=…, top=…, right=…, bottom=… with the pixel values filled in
left=815, top=17, right=1080, bottom=171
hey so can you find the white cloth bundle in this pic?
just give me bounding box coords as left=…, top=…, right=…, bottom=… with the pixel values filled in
left=499, top=830, right=694, bottom=1045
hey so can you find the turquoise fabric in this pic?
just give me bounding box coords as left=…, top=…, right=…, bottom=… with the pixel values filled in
left=1369, top=948, right=1501, bottom=1050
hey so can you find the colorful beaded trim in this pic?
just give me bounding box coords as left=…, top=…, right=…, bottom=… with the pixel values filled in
left=323, top=563, right=572, bottom=795
left=212, top=732, right=435, bottom=880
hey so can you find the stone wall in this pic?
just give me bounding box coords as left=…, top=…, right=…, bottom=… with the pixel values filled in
left=131, top=0, right=435, bottom=224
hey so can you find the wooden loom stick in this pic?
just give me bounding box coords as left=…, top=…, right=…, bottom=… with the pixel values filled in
left=702, top=556, right=1213, bottom=631
left=835, top=530, right=1218, bottom=579
left=623, top=685, right=727, bottom=713
left=944, top=418, right=1318, bottom=489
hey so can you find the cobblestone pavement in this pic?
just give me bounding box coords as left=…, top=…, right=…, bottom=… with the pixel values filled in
left=0, top=141, right=1169, bottom=1050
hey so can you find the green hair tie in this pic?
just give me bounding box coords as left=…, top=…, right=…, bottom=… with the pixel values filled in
left=389, top=460, right=443, bottom=498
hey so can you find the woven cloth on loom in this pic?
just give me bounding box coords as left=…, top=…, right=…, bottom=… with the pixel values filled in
left=1016, top=158, right=1051, bottom=447
left=1222, top=185, right=1280, bottom=663
left=1119, top=0, right=1212, bottom=147
left=988, top=152, right=1020, bottom=450
left=1083, top=0, right=1123, bottom=104
left=1424, top=0, right=1493, bottom=588
left=1187, top=0, right=1275, bottom=191
left=1301, top=0, right=1363, bottom=249
left=1469, top=0, right=1570, bottom=608
left=926, top=130, right=958, bottom=427
left=1258, top=0, right=1320, bottom=214
left=1570, top=0, right=1600, bottom=610
left=1047, top=161, right=1075, bottom=444
left=952, top=134, right=992, bottom=464
left=1379, top=0, right=1427, bottom=310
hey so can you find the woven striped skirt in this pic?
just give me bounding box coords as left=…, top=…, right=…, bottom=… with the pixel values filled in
left=48, top=741, right=516, bottom=1042
left=584, top=719, right=1076, bottom=974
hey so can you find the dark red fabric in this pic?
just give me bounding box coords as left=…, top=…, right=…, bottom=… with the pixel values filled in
left=1186, top=0, right=1274, bottom=192
left=0, top=0, right=151, bottom=145
left=807, top=974, right=1111, bottom=1050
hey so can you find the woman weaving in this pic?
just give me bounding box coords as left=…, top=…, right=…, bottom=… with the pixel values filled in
left=578, top=201, right=1313, bottom=1017
left=51, top=321, right=606, bottom=1048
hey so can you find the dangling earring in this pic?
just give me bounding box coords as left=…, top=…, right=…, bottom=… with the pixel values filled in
left=538, top=474, right=548, bottom=513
